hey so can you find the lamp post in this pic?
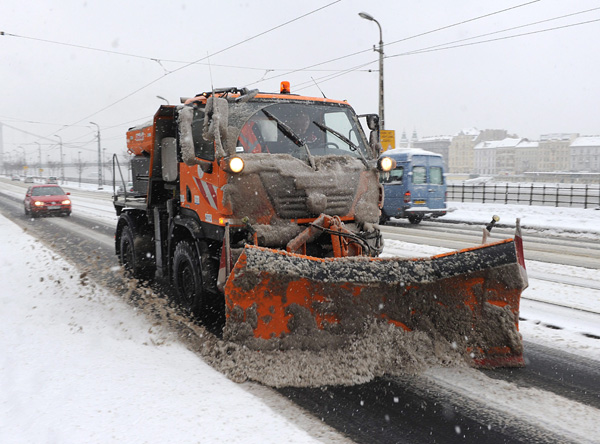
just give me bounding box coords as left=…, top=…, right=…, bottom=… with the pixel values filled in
left=18, top=145, right=26, bottom=166
left=78, top=151, right=82, bottom=187
left=359, top=11, right=385, bottom=130
left=35, top=141, right=42, bottom=178
left=55, top=135, right=64, bottom=184
left=90, top=122, right=103, bottom=189
left=157, top=95, right=170, bottom=105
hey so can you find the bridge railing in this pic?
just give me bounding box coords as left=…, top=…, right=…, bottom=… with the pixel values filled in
left=447, top=182, right=600, bottom=209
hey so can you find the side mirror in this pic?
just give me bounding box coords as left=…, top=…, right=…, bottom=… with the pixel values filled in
left=203, top=96, right=229, bottom=158
left=66, top=192, right=71, bottom=195
left=358, top=113, right=381, bottom=154
left=365, top=114, right=379, bottom=131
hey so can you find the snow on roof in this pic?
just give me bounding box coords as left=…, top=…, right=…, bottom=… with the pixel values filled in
left=540, top=133, right=578, bottom=141
left=455, top=128, right=480, bottom=137
left=383, top=147, right=442, bottom=158
left=571, top=136, right=600, bottom=147
left=474, top=137, right=522, bottom=150
left=515, top=140, right=539, bottom=149
left=518, top=140, right=538, bottom=147
left=416, top=135, right=452, bottom=142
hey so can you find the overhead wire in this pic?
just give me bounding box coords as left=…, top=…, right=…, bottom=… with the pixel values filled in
left=1, top=31, right=350, bottom=74
left=4, top=1, right=599, bottom=148
left=296, top=6, right=600, bottom=91
left=246, top=0, right=544, bottom=88
left=53, top=0, right=343, bottom=130
left=1, top=1, right=341, bottom=150
left=387, top=15, right=600, bottom=59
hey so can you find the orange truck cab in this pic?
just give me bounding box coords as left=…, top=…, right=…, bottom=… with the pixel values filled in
left=114, top=84, right=386, bottom=316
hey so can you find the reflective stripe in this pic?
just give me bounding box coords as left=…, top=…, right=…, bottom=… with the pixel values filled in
left=193, top=177, right=219, bottom=210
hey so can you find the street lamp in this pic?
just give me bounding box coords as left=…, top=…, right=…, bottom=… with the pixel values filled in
left=359, top=11, right=385, bottom=130
left=157, top=95, right=170, bottom=105
left=55, top=135, right=64, bottom=184
left=90, top=122, right=103, bottom=189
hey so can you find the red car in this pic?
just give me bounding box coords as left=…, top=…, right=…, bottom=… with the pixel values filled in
left=24, top=184, right=72, bottom=217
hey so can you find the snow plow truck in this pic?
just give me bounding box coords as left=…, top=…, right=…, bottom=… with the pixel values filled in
left=113, top=83, right=528, bottom=368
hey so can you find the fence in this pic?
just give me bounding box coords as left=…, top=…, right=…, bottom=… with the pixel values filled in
left=447, top=182, right=600, bottom=209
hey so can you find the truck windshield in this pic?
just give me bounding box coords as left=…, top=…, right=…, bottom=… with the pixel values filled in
left=234, top=102, right=371, bottom=159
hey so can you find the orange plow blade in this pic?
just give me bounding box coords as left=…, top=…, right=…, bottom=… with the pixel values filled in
left=223, top=238, right=527, bottom=368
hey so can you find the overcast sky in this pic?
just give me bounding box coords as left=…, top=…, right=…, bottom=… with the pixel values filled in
left=1, top=0, right=599, bottom=163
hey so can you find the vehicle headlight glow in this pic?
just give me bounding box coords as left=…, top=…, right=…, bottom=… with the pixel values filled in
left=229, top=157, right=245, bottom=173
left=34, top=201, right=44, bottom=206
left=62, top=199, right=71, bottom=205
left=379, top=156, right=396, bottom=172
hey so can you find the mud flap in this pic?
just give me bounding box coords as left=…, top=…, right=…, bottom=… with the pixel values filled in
left=223, top=239, right=527, bottom=368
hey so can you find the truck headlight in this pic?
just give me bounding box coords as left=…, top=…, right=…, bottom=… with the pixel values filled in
left=227, top=157, right=245, bottom=174
left=378, top=157, right=396, bottom=172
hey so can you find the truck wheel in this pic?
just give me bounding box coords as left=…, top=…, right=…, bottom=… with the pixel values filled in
left=120, top=225, right=152, bottom=280
left=408, top=214, right=423, bottom=225
left=379, top=213, right=389, bottom=225
left=173, top=241, right=203, bottom=315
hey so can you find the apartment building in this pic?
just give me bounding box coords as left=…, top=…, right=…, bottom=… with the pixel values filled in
left=570, top=136, right=600, bottom=173
left=514, top=139, right=539, bottom=173
left=538, top=133, right=578, bottom=172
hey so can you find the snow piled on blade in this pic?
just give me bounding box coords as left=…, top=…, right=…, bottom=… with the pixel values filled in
left=221, top=241, right=526, bottom=381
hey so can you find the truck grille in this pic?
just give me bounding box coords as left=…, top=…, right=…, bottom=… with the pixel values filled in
left=261, top=172, right=356, bottom=218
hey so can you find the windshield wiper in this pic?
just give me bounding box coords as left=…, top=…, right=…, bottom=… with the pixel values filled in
left=262, top=109, right=316, bottom=170
left=313, top=122, right=369, bottom=167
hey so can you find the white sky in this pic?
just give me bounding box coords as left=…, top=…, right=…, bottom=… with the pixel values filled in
left=2, top=0, right=600, bottom=164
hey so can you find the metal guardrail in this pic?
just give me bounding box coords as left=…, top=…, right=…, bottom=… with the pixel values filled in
left=448, top=182, right=600, bottom=209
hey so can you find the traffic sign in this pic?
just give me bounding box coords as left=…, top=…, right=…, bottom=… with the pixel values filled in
left=380, top=130, right=396, bottom=152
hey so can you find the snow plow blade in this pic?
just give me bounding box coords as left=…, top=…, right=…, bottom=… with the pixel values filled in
left=223, top=238, right=527, bottom=368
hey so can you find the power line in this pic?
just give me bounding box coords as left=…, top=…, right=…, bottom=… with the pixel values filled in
left=0, top=1, right=544, bottom=94
left=1, top=30, right=365, bottom=75
left=1, top=2, right=342, bottom=73
left=52, top=1, right=342, bottom=131
left=387, top=16, right=600, bottom=59
left=294, top=60, right=378, bottom=92
left=2, top=3, right=341, bottom=148
left=292, top=7, right=600, bottom=92
left=245, top=0, right=543, bottom=87
left=384, top=0, right=542, bottom=48
left=389, top=6, right=600, bottom=58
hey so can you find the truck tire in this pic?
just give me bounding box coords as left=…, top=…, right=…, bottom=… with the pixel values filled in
left=408, top=214, right=423, bottom=225
left=120, top=225, right=152, bottom=280
left=173, top=240, right=204, bottom=315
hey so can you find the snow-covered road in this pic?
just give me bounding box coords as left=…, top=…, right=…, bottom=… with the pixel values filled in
left=1, top=178, right=599, bottom=443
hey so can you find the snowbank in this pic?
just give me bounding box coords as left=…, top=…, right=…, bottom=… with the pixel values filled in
left=0, top=215, right=347, bottom=444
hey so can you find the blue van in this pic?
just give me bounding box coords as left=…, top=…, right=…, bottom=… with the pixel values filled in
left=379, top=148, right=447, bottom=224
